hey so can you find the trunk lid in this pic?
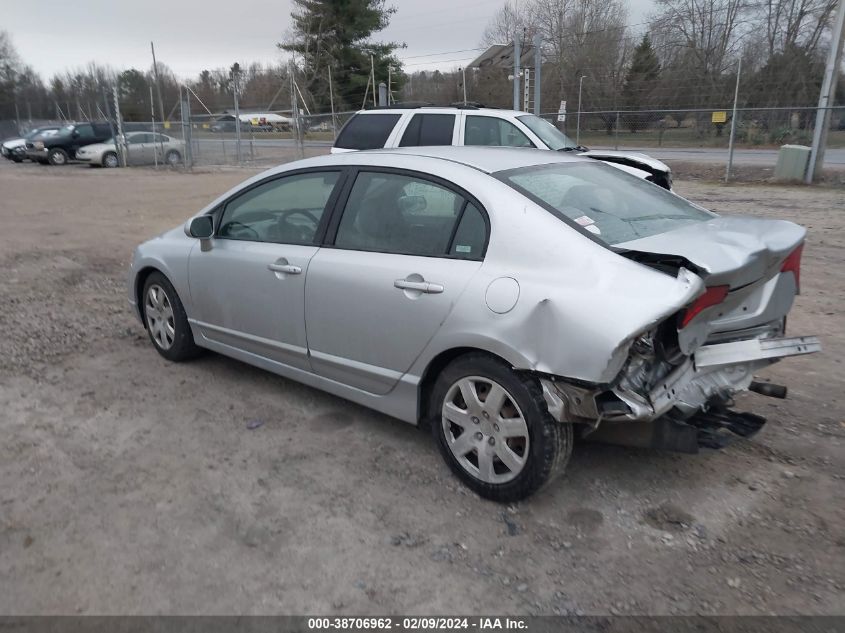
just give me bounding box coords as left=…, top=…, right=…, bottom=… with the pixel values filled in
left=617, top=215, right=806, bottom=353
left=615, top=215, right=805, bottom=289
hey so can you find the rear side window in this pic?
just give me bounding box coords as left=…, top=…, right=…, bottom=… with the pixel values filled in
left=334, top=171, right=475, bottom=257
left=399, top=114, right=456, bottom=146
left=335, top=113, right=401, bottom=150
left=450, top=203, right=486, bottom=260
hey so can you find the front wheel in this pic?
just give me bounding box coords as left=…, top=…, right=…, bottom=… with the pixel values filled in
left=165, top=150, right=181, bottom=167
left=431, top=354, right=572, bottom=502
left=102, top=151, right=119, bottom=168
left=142, top=272, right=202, bottom=362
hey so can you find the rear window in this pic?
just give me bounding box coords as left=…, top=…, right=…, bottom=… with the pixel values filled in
left=498, top=162, right=713, bottom=245
left=399, top=114, right=455, bottom=146
left=335, top=113, right=401, bottom=150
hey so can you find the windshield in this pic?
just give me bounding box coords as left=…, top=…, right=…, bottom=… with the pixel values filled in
left=498, top=162, right=713, bottom=245
left=517, top=114, right=577, bottom=150
left=26, top=128, right=55, bottom=139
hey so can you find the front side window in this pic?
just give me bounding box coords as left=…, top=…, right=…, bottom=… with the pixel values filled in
left=498, top=162, right=713, bottom=245
left=334, top=113, right=401, bottom=150
left=464, top=116, right=533, bottom=148
left=399, top=114, right=456, bottom=146
left=218, top=171, right=340, bottom=244
left=126, top=134, right=146, bottom=145
left=334, top=171, right=483, bottom=258
left=516, top=114, right=577, bottom=150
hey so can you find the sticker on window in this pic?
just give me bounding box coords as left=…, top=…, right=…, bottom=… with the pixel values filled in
left=574, top=215, right=595, bottom=226
left=585, top=224, right=602, bottom=235
left=455, top=245, right=472, bottom=253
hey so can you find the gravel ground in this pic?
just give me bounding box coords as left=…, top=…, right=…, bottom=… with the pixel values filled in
left=0, top=159, right=843, bottom=615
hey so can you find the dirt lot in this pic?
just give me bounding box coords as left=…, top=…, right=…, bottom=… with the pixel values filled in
left=0, top=159, right=843, bottom=616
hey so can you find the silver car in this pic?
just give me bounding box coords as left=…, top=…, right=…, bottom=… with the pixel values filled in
left=128, top=147, right=819, bottom=501
left=76, top=131, right=184, bottom=167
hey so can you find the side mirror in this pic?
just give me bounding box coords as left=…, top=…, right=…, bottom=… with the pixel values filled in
left=189, top=215, right=214, bottom=239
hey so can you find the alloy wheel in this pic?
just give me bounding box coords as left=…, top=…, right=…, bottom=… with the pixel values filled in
left=144, top=284, right=176, bottom=350
left=441, top=376, right=530, bottom=484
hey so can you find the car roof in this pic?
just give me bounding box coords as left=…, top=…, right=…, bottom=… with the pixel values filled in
left=356, top=106, right=523, bottom=118
left=306, top=146, right=587, bottom=175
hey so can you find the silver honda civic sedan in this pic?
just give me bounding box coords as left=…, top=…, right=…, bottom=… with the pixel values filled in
left=128, top=147, right=820, bottom=501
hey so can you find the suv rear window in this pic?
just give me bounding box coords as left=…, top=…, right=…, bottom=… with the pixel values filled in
left=399, top=114, right=455, bottom=146
left=335, top=113, right=401, bottom=150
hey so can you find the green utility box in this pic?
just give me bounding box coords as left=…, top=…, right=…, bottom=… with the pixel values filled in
left=774, top=144, right=811, bottom=181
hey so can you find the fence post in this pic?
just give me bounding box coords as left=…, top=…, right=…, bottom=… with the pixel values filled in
left=614, top=111, right=620, bottom=150
left=233, top=67, right=242, bottom=166
left=180, top=87, right=193, bottom=170
left=725, top=57, right=742, bottom=183
left=150, top=86, right=158, bottom=169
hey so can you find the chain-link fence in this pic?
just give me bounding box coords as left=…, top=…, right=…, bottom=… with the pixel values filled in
left=541, top=107, right=845, bottom=151
left=3, top=104, right=844, bottom=178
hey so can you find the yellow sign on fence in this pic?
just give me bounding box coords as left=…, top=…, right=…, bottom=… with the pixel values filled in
left=712, top=111, right=727, bottom=124
left=163, top=122, right=171, bottom=129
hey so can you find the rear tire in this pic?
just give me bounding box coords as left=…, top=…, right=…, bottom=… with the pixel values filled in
left=165, top=150, right=181, bottom=167
left=430, top=353, right=572, bottom=502
left=47, top=148, right=69, bottom=166
left=141, top=272, right=202, bottom=362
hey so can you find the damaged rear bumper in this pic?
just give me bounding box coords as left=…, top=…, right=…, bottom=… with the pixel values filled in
left=541, top=335, right=821, bottom=443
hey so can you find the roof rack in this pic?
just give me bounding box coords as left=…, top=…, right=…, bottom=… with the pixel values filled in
left=365, top=101, right=495, bottom=111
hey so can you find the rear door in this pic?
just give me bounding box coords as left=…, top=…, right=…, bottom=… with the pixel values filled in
left=304, top=168, right=489, bottom=394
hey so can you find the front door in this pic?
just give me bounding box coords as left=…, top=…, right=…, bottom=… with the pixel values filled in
left=188, top=169, right=344, bottom=370
left=305, top=169, right=488, bottom=394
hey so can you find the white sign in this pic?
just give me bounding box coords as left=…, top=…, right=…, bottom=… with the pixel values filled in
left=557, top=100, right=567, bottom=122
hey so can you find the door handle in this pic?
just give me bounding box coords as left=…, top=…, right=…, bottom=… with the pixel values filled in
left=394, top=279, right=444, bottom=294
left=268, top=263, right=302, bottom=274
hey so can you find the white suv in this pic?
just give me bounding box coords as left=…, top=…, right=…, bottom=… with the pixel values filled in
left=331, top=106, right=672, bottom=189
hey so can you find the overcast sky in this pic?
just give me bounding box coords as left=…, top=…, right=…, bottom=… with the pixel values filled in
left=3, top=0, right=655, bottom=79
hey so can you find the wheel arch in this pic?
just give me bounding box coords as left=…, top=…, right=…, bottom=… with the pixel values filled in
left=416, top=345, right=525, bottom=426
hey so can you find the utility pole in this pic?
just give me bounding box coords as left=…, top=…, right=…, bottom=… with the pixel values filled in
left=512, top=36, right=521, bottom=111
left=460, top=67, right=467, bottom=105
left=725, top=58, right=742, bottom=183
left=112, top=85, right=126, bottom=167
left=577, top=75, right=587, bottom=146
left=370, top=54, right=377, bottom=107
left=328, top=65, right=337, bottom=138
left=533, top=34, right=542, bottom=115
left=150, top=42, right=166, bottom=128
left=806, top=0, right=845, bottom=183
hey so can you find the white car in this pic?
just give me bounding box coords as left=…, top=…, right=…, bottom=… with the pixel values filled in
left=76, top=131, right=184, bottom=167
left=332, top=106, right=672, bottom=189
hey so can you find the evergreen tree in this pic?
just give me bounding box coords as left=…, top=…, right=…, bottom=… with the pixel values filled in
left=279, top=0, right=404, bottom=110
left=622, top=34, right=661, bottom=131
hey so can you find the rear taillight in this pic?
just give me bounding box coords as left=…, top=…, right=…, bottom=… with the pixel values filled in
left=680, top=285, right=729, bottom=328
left=780, top=243, right=803, bottom=292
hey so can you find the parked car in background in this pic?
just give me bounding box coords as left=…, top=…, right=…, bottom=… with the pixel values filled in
left=2, top=126, right=61, bottom=162
left=128, top=146, right=818, bottom=501
left=76, top=131, right=184, bottom=167
left=25, top=122, right=113, bottom=165
left=332, top=106, right=674, bottom=189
